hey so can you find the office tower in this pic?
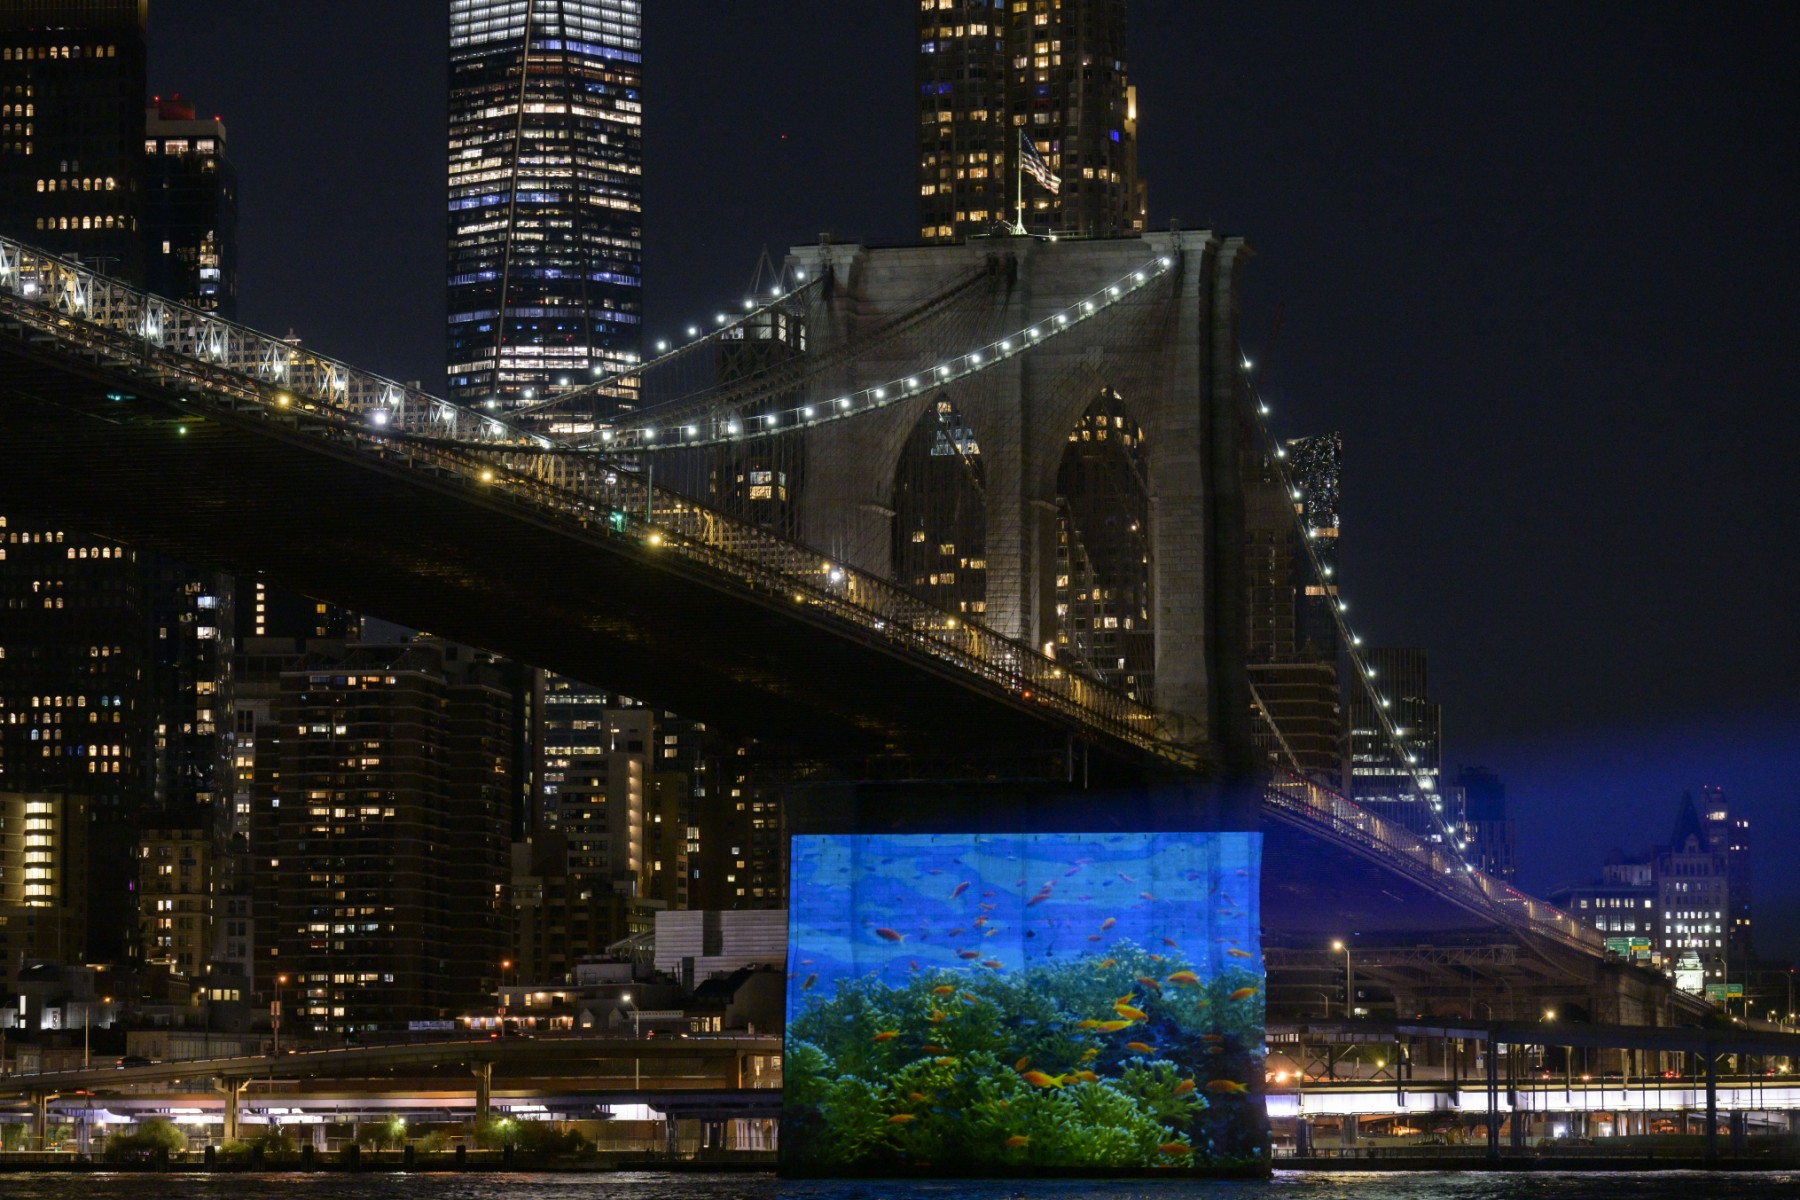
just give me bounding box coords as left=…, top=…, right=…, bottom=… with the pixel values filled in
left=1657, top=792, right=1730, bottom=987
left=1287, top=432, right=1341, bottom=660
left=0, top=791, right=88, bottom=991
left=447, top=0, right=643, bottom=428
left=234, top=577, right=357, bottom=642
left=918, top=0, right=1144, bottom=242
left=143, top=92, right=236, bottom=316
left=1456, top=765, right=1516, bottom=881
left=136, top=826, right=212, bottom=977
left=1697, top=784, right=1752, bottom=967
left=0, top=0, right=148, bottom=280
left=1243, top=444, right=1341, bottom=786
left=247, top=640, right=512, bottom=1031
left=1348, top=647, right=1444, bottom=840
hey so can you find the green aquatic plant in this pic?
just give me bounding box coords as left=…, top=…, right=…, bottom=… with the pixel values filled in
left=785, top=945, right=1264, bottom=1169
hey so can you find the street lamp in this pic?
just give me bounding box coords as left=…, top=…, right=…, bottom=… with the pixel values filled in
left=621, top=991, right=641, bottom=1039
left=1332, top=940, right=1355, bottom=1018
left=273, top=974, right=289, bottom=1055
left=498, top=959, right=513, bottom=1038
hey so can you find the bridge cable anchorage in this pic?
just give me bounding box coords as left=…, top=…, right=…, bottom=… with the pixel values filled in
left=582, top=254, right=1177, bottom=454
left=1239, top=358, right=1475, bottom=870
left=0, top=234, right=1201, bottom=766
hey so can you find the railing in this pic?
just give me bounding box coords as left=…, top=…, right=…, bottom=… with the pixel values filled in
left=0, top=235, right=1193, bottom=766
left=1265, top=769, right=1606, bottom=955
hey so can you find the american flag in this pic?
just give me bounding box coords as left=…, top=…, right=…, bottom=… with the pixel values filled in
left=1019, top=130, right=1061, bottom=196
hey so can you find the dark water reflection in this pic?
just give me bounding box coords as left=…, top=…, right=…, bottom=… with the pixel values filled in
left=1, top=1171, right=1798, bottom=1200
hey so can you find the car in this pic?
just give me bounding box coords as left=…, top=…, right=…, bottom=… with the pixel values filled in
left=117, top=1055, right=152, bottom=1069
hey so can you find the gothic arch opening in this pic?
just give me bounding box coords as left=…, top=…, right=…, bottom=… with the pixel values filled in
left=1052, top=389, right=1153, bottom=702
left=892, top=397, right=988, bottom=618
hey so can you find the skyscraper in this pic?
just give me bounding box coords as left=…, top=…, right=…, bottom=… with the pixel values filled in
left=447, top=0, right=643, bottom=430
left=143, top=92, right=236, bottom=317
left=0, top=0, right=148, bottom=280
left=1697, top=784, right=1752, bottom=967
left=1349, top=647, right=1445, bottom=841
left=248, top=640, right=513, bottom=1031
left=918, top=0, right=1144, bottom=242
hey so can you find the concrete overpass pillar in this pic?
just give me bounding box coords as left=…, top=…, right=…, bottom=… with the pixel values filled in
left=221, top=1078, right=246, bottom=1143
left=1484, top=1042, right=1500, bottom=1163
left=472, top=1061, right=494, bottom=1125
left=1705, top=1051, right=1719, bottom=1164
left=30, top=1091, right=48, bottom=1151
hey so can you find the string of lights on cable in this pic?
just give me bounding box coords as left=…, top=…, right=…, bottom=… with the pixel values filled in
left=1239, top=358, right=1474, bottom=868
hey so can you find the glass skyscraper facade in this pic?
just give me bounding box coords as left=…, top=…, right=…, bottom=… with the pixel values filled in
left=447, top=0, right=642, bottom=431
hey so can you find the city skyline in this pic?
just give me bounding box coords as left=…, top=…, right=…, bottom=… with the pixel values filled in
left=115, top=1, right=1800, bottom=963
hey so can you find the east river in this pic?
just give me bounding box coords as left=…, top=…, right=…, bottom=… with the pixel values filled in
left=3, top=1172, right=1800, bottom=1200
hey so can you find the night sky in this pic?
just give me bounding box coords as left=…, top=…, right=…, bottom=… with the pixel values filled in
left=146, top=3, right=1799, bottom=958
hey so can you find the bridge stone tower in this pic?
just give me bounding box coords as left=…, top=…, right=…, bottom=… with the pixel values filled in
left=788, top=230, right=1252, bottom=766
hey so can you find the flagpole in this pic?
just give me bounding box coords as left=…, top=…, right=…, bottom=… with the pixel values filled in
left=1013, top=130, right=1027, bottom=236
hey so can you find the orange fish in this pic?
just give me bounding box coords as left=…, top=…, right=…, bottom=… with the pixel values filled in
left=950, top=881, right=970, bottom=899
left=801, top=974, right=817, bottom=990
left=973, top=916, right=988, bottom=927
left=1201, top=1033, right=1223, bottom=1042
left=1229, top=987, right=1258, bottom=1001
left=1124, top=1041, right=1156, bottom=1054
left=932, top=985, right=956, bottom=996
left=981, top=959, right=1003, bottom=970
left=887, top=1113, right=917, bottom=1124
left=872, top=1031, right=899, bottom=1042
left=930, top=1009, right=946, bottom=1024
left=1135, top=975, right=1162, bottom=992
left=1207, top=1079, right=1250, bottom=1094
left=1015, top=1055, right=1031, bottom=1071
left=1074, top=1069, right=1099, bottom=1083
left=909, top=959, right=920, bottom=972
left=1086, top=935, right=1102, bottom=942
left=1119, top=873, right=1135, bottom=883
left=960, top=994, right=978, bottom=1005
left=1114, top=992, right=1136, bottom=1005
left=1080, top=1048, right=1099, bottom=1062
left=1004, top=1135, right=1031, bottom=1149
left=1161, top=937, right=1180, bottom=949
left=1139, top=892, right=1156, bottom=902
left=1093, top=1019, right=1136, bottom=1033
left=1098, top=958, right=1117, bottom=969
left=1157, top=1141, right=1193, bottom=1156
left=1166, top=971, right=1201, bottom=987
left=921, top=1044, right=947, bottom=1053
left=875, top=928, right=906, bottom=943
left=958, top=950, right=981, bottom=959
left=948, top=928, right=966, bottom=938
left=1026, top=891, right=1052, bottom=906
left=1227, top=948, right=1254, bottom=959
left=1174, top=1078, right=1196, bottom=1096
left=984, top=928, right=999, bottom=938
left=1075, top=1019, right=1101, bottom=1029
left=1100, top=917, right=1117, bottom=931
left=1020, top=1070, right=1065, bottom=1089
left=1114, top=1002, right=1148, bottom=1022
left=908, top=1091, right=928, bottom=1103
left=933, top=1057, right=957, bottom=1066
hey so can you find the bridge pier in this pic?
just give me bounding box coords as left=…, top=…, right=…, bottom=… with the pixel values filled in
left=472, top=1061, right=494, bottom=1125
left=30, top=1091, right=48, bottom=1151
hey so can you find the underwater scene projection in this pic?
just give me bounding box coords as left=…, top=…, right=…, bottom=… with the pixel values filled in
left=783, top=831, right=1264, bottom=1172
